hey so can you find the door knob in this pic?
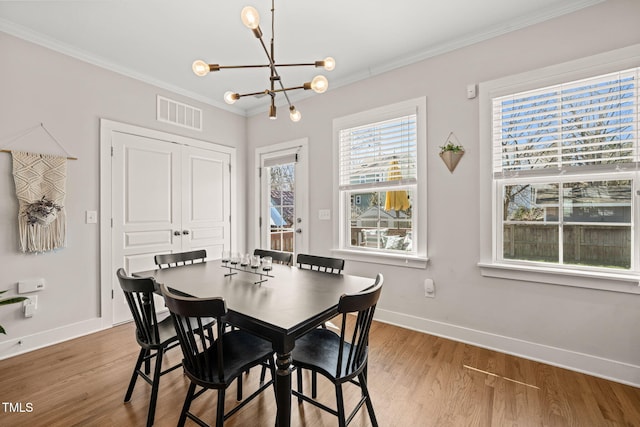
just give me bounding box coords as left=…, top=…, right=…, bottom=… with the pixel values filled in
left=173, top=231, right=181, bottom=236
left=296, top=228, right=302, bottom=233
left=183, top=230, right=190, bottom=235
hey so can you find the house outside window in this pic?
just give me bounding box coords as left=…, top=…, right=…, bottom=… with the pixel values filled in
left=491, top=67, right=639, bottom=274
left=334, top=97, right=427, bottom=266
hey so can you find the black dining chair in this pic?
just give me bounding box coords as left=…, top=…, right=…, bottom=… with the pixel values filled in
left=294, top=253, right=346, bottom=395
left=116, top=268, right=185, bottom=427
left=154, top=249, right=207, bottom=269
left=292, top=274, right=383, bottom=427
left=253, top=248, right=293, bottom=266
left=160, top=283, right=276, bottom=427
left=296, top=253, right=345, bottom=274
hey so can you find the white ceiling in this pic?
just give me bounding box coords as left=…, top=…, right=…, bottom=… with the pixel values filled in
left=0, top=0, right=602, bottom=116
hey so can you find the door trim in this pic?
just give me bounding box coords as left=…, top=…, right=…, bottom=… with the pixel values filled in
left=253, top=138, right=309, bottom=257
left=99, top=119, right=237, bottom=327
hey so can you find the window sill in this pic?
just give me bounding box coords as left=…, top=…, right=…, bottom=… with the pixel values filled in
left=333, top=249, right=428, bottom=269
left=478, top=262, right=640, bottom=294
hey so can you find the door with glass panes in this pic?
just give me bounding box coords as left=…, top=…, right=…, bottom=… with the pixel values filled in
left=257, top=140, right=308, bottom=258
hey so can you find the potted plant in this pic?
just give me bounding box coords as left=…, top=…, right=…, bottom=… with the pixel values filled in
left=24, top=196, right=62, bottom=226
left=0, top=290, right=26, bottom=334
left=439, top=140, right=465, bottom=173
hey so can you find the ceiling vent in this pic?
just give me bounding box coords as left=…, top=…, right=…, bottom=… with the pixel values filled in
left=157, top=95, right=202, bottom=131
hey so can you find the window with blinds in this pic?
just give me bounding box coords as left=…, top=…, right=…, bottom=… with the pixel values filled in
left=339, top=114, right=417, bottom=190
left=492, top=68, right=639, bottom=176
left=490, top=66, right=640, bottom=272
left=335, top=99, right=423, bottom=257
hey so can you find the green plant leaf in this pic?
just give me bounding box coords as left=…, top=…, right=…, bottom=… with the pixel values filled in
left=0, top=297, right=27, bottom=306
left=0, top=325, right=6, bottom=334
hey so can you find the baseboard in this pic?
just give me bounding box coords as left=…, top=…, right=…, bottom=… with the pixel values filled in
left=375, top=308, right=640, bottom=388
left=0, top=318, right=106, bottom=361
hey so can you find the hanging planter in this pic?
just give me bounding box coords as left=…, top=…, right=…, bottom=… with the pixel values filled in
left=439, top=132, right=465, bottom=173
left=23, top=196, right=62, bottom=226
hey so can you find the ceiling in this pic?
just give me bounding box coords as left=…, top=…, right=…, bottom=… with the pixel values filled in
left=0, top=0, right=601, bottom=117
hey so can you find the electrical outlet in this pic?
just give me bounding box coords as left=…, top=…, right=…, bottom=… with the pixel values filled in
left=18, top=278, right=45, bottom=293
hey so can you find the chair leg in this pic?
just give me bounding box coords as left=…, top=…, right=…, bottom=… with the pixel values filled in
left=296, top=368, right=303, bottom=404
left=178, top=382, right=197, bottom=427
left=146, top=348, right=164, bottom=427
left=125, top=348, right=146, bottom=402
left=359, top=373, right=378, bottom=427
left=236, top=375, right=243, bottom=401
left=144, top=348, right=151, bottom=375
left=260, top=364, right=267, bottom=384
left=312, top=371, right=318, bottom=398
left=216, top=389, right=226, bottom=426
left=335, top=383, right=346, bottom=427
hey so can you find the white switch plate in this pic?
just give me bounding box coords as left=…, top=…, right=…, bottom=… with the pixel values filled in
left=23, top=295, right=38, bottom=317
left=466, top=83, right=477, bottom=99
left=86, top=210, right=97, bottom=224
left=424, top=278, right=435, bottom=298
left=318, top=209, right=331, bottom=220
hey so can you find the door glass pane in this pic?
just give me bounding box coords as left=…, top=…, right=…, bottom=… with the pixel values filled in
left=349, top=189, right=413, bottom=252
left=268, top=163, right=295, bottom=254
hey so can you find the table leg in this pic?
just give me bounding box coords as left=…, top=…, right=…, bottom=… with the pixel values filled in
left=275, top=351, right=292, bottom=427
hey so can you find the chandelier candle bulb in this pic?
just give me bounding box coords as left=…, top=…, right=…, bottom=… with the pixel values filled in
left=224, top=91, right=239, bottom=104
left=289, top=106, right=302, bottom=122
left=323, top=57, right=336, bottom=71
left=310, top=75, right=329, bottom=93
left=241, top=6, right=260, bottom=29
left=192, top=60, right=210, bottom=76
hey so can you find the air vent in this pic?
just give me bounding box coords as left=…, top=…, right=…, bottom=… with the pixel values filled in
left=157, top=95, right=202, bottom=131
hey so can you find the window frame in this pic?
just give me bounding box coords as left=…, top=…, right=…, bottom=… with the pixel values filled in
left=333, top=97, right=428, bottom=268
left=479, top=44, right=640, bottom=294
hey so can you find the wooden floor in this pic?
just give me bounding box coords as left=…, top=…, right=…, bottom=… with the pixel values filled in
left=1, top=320, right=639, bottom=427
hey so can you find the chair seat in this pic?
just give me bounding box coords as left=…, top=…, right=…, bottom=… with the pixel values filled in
left=292, top=328, right=364, bottom=381
left=185, top=330, right=274, bottom=387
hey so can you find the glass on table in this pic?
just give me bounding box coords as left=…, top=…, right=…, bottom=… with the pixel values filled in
left=240, top=253, right=250, bottom=267
left=250, top=255, right=261, bottom=269
left=230, top=252, right=240, bottom=265
left=221, top=250, right=230, bottom=264
left=262, top=256, right=273, bottom=272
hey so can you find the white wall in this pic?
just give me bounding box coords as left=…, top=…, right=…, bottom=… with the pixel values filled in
left=0, top=33, right=247, bottom=356
left=246, top=0, right=640, bottom=386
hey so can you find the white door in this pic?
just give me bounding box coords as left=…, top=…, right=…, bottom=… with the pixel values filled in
left=111, top=132, right=231, bottom=324
left=181, top=145, right=230, bottom=260
left=256, top=139, right=308, bottom=258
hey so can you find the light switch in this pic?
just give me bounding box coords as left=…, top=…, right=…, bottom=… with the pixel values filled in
left=466, top=83, right=477, bottom=99
left=318, top=209, right=331, bottom=220
left=86, top=210, right=98, bottom=224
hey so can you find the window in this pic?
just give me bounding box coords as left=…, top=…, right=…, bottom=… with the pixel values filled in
left=334, top=98, right=427, bottom=264
left=491, top=67, right=639, bottom=274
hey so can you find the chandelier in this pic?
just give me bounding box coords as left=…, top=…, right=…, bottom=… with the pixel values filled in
left=192, top=0, right=335, bottom=122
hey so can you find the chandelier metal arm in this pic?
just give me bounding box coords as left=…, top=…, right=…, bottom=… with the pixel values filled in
left=212, top=62, right=326, bottom=71
left=235, top=84, right=308, bottom=99
left=256, top=35, right=293, bottom=107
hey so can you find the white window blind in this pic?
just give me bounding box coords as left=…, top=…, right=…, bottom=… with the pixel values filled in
left=492, top=68, right=640, bottom=176
left=339, top=114, right=417, bottom=190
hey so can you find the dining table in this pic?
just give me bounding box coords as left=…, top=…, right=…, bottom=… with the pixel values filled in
left=134, top=260, right=375, bottom=427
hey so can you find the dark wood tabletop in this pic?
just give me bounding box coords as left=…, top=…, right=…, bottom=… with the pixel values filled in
left=134, top=260, right=375, bottom=427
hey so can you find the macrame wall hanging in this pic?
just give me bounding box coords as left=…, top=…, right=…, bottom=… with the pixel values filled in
left=1, top=124, right=76, bottom=253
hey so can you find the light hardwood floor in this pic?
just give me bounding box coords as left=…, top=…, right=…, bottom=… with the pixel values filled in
left=1, top=320, right=639, bottom=426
